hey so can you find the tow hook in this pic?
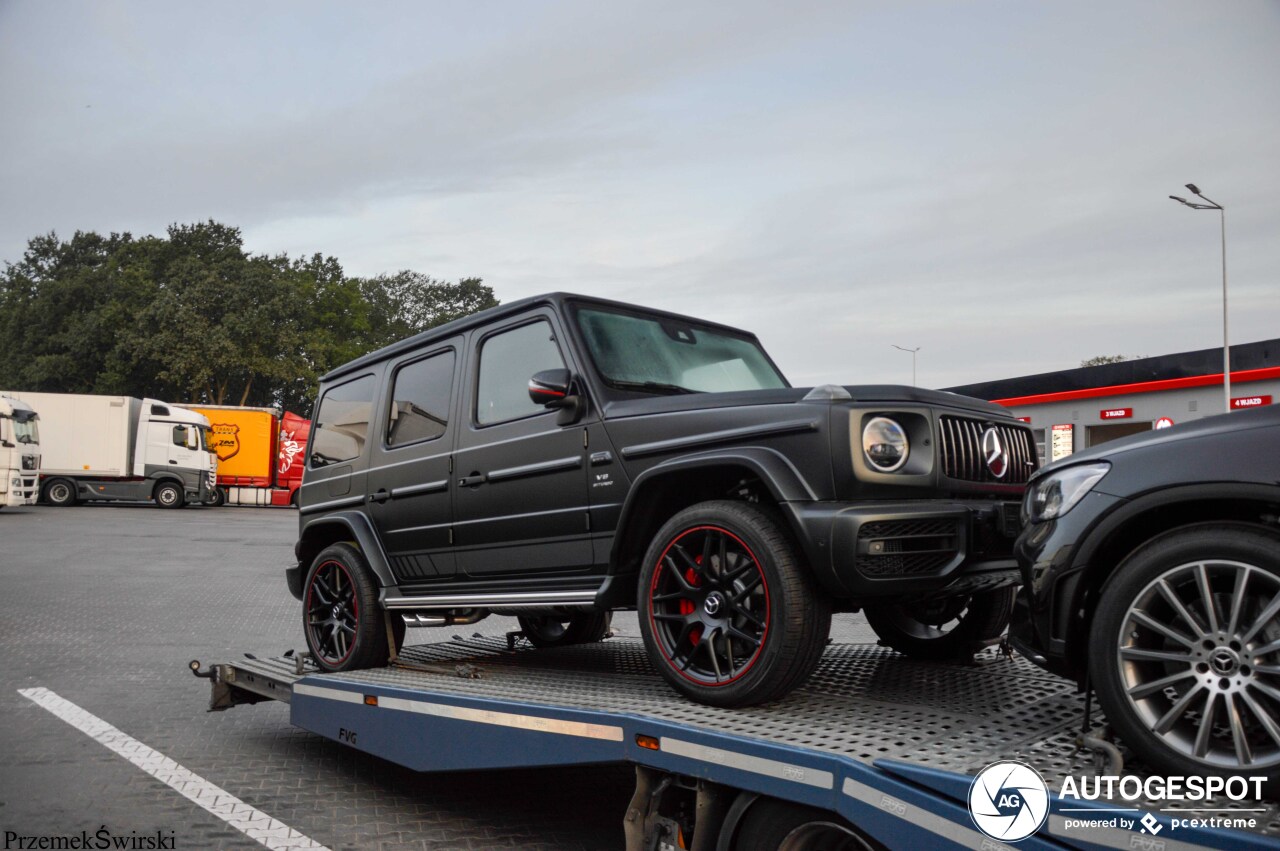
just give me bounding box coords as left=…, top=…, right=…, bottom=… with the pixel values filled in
left=189, top=659, right=216, bottom=679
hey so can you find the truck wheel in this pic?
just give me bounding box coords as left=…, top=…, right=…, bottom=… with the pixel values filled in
left=44, top=479, right=77, bottom=506
left=203, top=487, right=226, bottom=507
left=865, top=586, right=1014, bottom=661
left=154, top=481, right=185, bottom=509
left=304, top=543, right=396, bottom=672
left=638, top=500, right=831, bottom=707
left=517, top=612, right=612, bottom=648
left=732, top=797, right=879, bottom=851
left=1090, top=524, right=1280, bottom=780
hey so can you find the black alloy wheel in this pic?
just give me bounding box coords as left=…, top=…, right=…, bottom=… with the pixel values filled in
left=1091, top=524, right=1280, bottom=779
left=865, top=586, right=1015, bottom=661
left=154, top=481, right=185, bottom=509
left=638, top=500, right=830, bottom=707
left=517, top=612, right=612, bottom=648
left=44, top=479, right=77, bottom=506
left=303, top=542, right=395, bottom=672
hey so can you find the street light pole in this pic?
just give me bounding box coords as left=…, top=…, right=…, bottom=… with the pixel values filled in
left=1168, top=184, right=1229, bottom=413
left=891, top=345, right=920, bottom=386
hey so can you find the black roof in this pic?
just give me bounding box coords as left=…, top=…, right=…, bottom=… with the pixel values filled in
left=321, top=292, right=765, bottom=383
left=946, top=339, right=1280, bottom=402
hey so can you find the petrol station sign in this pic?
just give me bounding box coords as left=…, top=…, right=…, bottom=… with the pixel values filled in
left=1231, top=394, right=1272, bottom=410
left=1099, top=407, right=1133, bottom=420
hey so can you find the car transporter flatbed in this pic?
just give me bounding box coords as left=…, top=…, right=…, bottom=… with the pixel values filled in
left=195, top=635, right=1279, bottom=851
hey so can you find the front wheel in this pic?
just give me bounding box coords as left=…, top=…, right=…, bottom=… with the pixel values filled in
left=638, top=500, right=831, bottom=707
left=517, top=612, right=612, bottom=648
left=153, top=481, right=185, bottom=509
left=865, top=586, right=1014, bottom=661
left=44, top=478, right=77, bottom=506
left=303, top=542, right=399, bottom=672
left=203, top=487, right=226, bottom=507
left=1090, top=524, right=1280, bottom=780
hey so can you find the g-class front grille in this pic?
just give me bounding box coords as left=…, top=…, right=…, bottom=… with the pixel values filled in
left=855, top=518, right=960, bottom=577
left=938, top=417, right=1036, bottom=484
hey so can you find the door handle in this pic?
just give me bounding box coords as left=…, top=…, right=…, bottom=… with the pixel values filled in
left=458, top=473, right=486, bottom=487
left=370, top=489, right=390, bottom=503
left=169, top=460, right=178, bottom=464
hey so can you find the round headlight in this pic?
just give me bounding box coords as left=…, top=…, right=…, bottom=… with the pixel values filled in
left=862, top=417, right=909, bottom=472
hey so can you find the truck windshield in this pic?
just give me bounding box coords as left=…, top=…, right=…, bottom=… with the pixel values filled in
left=199, top=426, right=212, bottom=452
left=13, top=416, right=38, bottom=445
left=575, top=307, right=788, bottom=395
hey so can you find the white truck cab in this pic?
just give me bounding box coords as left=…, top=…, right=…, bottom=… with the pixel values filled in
left=0, top=394, right=41, bottom=508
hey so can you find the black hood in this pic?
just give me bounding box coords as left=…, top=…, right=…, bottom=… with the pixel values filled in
left=601, top=385, right=1014, bottom=419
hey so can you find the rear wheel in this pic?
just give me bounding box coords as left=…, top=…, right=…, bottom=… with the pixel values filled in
left=638, top=500, right=831, bottom=707
left=1090, top=524, right=1280, bottom=780
left=517, top=612, right=612, bottom=648
left=203, top=487, right=226, bottom=507
left=44, top=478, right=77, bottom=506
left=865, top=586, right=1014, bottom=661
left=154, top=481, right=185, bottom=509
left=304, top=542, right=397, bottom=672
left=732, top=798, right=881, bottom=851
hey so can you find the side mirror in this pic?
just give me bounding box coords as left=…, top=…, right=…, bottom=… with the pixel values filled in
left=528, top=369, right=572, bottom=408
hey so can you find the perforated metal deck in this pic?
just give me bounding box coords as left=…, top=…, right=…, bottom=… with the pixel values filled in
left=230, top=636, right=1279, bottom=840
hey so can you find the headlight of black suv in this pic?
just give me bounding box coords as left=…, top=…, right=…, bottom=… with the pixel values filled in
left=1023, top=461, right=1110, bottom=523
left=862, top=416, right=909, bottom=473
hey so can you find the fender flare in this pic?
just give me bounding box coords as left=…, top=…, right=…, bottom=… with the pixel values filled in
left=297, top=510, right=397, bottom=588
left=609, top=446, right=818, bottom=568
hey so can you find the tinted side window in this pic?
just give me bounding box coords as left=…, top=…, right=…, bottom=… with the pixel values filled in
left=387, top=350, right=455, bottom=447
left=311, top=374, right=375, bottom=468
left=476, top=320, right=565, bottom=426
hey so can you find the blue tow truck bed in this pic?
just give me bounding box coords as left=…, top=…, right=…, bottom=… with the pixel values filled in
left=200, top=636, right=1279, bottom=851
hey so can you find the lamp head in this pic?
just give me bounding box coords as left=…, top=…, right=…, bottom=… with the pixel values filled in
left=1186, top=183, right=1201, bottom=195
left=1169, top=195, right=1188, bottom=204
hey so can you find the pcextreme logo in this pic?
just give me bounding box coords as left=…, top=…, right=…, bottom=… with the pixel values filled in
left=968, top=761, right=1050, bottom=842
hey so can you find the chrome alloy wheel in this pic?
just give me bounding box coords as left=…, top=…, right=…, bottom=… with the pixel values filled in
left=306, top=560, right=360, bottom=666
left=648, top=525, right=770, bottom=686
left=1116, top=559, right=1280, bottom=770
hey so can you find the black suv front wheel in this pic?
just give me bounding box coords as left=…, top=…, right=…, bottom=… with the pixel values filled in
left=638, top=500, right=831, bottom=707
left=303, top=542, right=402, bottom=672
left=1090, top=523, right=1280, bottom=779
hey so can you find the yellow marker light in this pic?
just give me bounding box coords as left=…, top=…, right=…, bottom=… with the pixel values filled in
left=364, top=695, right=378, bottom=706
left=635, top=734, right=660, bottom=751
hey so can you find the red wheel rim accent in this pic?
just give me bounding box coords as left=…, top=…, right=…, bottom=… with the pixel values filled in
left=305, top=559, right=360, bottom=665
left=647, top=525, right=770, bottom=686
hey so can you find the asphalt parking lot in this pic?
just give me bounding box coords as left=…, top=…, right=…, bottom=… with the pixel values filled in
left=0, top=503, right=876, bottom=851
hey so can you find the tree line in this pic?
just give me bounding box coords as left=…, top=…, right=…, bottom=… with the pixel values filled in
left=0, top=221, right=497, bottom=413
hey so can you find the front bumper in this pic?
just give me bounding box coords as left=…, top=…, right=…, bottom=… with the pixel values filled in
left=1008, top=491, right=1125, bottom=682
left=786, top=499, right=1024, bottom=598
left=2, top=469, right=39, bottom=506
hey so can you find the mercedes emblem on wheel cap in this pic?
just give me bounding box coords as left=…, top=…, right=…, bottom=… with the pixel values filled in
left=981, top=427, right=1009, bottom=479
left=704, top=593, right=724, bottom=616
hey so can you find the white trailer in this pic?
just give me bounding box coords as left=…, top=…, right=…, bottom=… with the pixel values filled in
left=0, top=392, right=215, bottom=508
left=0, top=394, right=41, bottom=508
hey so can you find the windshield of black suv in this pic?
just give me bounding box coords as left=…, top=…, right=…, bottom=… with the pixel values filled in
left=575, top=306, right=789, bottom=395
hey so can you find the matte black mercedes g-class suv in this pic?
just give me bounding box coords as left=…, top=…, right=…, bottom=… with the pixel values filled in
left=289, top=293, right=1037, bottom=706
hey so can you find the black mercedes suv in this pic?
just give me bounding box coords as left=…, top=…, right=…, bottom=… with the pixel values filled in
left=290, top=293, right=1037, bottom=706
left=1011, top=404, right=1280, bottom=779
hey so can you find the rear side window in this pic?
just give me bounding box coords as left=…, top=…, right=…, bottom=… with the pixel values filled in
left=476, top=320, right=565, bottom=426
left=310, top=375, right=375, bottom=468
left=387, top=350, right=455, bottom=447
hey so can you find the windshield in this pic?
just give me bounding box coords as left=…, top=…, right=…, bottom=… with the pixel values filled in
left=199, top=426, right=212, bottom=452
left=13, top=416, right=39, bottom=445
left=576, top=307, right=788, bottom=395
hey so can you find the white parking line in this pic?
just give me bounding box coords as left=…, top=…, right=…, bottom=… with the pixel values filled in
left=18, top=687, right=330, bottom=851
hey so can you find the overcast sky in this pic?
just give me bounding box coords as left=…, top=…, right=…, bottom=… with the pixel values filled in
left=2, top=1, right=1277, bottom=388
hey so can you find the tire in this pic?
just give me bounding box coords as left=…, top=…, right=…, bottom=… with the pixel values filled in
left=517, top=612, right=612, bottom=648
left=1090, top=523, right=1280, bottom=780
left=865, top=586, right=1014, bottom=661
left=153, top=481, right=185, bottom=509
left=732, top=798, right=880, bottom=851
left=638, top=500, right=831, bottom=707
left=203, top=487, right=226, bottom=507
left=44, top=478, right=77, bottom=506
left=303, top=542, right=400, bottom=672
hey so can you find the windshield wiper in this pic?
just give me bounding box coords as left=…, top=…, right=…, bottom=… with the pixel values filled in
left=610, top=380, right=700, bottom=396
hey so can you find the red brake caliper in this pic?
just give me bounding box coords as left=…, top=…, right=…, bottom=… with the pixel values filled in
left=683, top=557, right=702, bottom=644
